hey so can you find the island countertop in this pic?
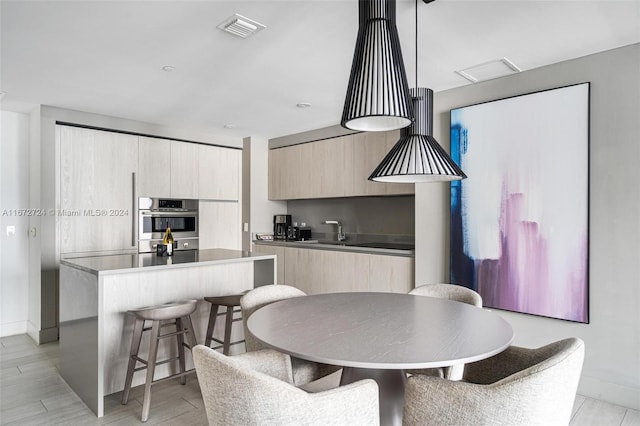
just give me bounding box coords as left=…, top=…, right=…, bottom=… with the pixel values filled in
left=61, top=248, right=275, bottom=275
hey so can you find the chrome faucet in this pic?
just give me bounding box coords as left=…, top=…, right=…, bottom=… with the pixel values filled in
left=323, top=220, right=346, bottom=242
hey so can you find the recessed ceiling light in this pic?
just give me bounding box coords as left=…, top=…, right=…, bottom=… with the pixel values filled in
left=162, top=65, right=175, bottom=72
left=224, top=124, right=236, bottom=129
left=296, top=102, right=312, bottom=109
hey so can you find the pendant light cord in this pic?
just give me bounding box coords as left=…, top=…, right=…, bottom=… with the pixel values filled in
left=415, top=0, right=418, bottom=89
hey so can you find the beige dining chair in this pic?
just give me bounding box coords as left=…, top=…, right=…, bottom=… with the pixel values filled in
left=407, top=283, right=483, bottom=380
left=240, top=284, right=342, bottom=388
left=403, top=337, right=585, bottom=426
left=409, top=283, right=482, bottom=307
left=193, top=345, right=380, bottom=426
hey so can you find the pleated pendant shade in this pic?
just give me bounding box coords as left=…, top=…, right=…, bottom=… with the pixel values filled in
left=341, top=0, right=413, bottom=132
left=369, top=87, right=467, bottom=182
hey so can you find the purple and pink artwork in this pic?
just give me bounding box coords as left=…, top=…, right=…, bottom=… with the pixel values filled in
left=450, top=83, right=589, bottom=323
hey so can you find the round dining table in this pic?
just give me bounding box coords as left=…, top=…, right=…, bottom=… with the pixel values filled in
left=247, top=292, right=514, bottom=426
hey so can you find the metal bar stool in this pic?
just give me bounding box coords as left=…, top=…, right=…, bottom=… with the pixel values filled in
left=121, top=299, right=198, bottom=422
left=204, top=291, right=248, bottom=355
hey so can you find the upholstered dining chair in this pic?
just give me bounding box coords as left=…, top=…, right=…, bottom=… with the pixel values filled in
left=240, top=285, right=342, bottom=388
left=403, top=337, right=585, bottom=426
left=409, top=283, right=482, bottom=307
left=407, top=283, right=483, bottom=380
left=193, top=345, right=380, bottom=426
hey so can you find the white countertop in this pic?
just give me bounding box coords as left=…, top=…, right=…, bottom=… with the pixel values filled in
left=61, top=248, right=275, bottom=275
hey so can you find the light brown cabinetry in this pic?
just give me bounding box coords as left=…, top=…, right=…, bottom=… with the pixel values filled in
left=138, top=137, right=241, bottom=201
left=58, top=126, right=138, bottom=254
left=253, top=244, right=414, bottom=294
left=268, top=131, right=414, bottom=200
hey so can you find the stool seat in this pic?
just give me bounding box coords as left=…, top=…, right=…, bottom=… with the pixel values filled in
left=122, top=299, right=198, bottom=422
left=130, top=299, right=198, bottom=321
left=204, top=293, right=244, bottom=307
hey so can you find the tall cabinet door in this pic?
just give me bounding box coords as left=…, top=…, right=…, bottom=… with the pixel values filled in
left=58, top=126, right=138, bottom=254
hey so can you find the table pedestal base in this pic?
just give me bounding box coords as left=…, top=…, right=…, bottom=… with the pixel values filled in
left=340, top=367, right=406, bottom=426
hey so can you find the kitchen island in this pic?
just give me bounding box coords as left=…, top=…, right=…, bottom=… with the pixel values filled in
left=59, top=249, right=276, bottom=417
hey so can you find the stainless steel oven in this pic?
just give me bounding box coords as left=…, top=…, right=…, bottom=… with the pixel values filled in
left=138, top=197, right=199, bottom=253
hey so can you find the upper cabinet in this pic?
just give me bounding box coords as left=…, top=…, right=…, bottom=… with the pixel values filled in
left=198, top=144, right=241, bottom=201
left=268, top=131, right=414, bottom=200
left=169, top=141, right=199, bottom=199
left=137, top=137, right=171, bottom=198
left=138, top=136, right=241, bottom=201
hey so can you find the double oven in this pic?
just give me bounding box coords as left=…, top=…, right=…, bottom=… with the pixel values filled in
left=138, top=197, right=199, bottom=253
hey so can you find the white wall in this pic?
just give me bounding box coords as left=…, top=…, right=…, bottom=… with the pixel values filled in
left=416, top=43, right=640, bottom=409
left=248, top=135, right=286, bottom=238
left=0, top=110, right=31, bottom=336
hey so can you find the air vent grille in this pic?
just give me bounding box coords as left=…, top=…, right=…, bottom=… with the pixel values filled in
left=217, top=14, right=266, bottom=39
left=455, top=58, right=521, bottom=83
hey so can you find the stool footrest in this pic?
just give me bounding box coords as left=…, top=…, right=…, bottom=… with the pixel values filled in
left=210, top=338, right=246, bottom=351
left=132, top=355, right=182, bottom=373
left=151, top=369, right=196, bottom=386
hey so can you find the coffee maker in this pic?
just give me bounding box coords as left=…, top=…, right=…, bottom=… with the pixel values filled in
left=273, top=214, right=291, bottom=241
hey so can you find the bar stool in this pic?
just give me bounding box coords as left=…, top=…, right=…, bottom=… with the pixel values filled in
left=204, top=291, right=248, bottom=355
left=121, top=299, right=198, bottom=422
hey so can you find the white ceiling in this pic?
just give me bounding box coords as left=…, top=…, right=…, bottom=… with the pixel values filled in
left=1, top=0, right=639, bottom=140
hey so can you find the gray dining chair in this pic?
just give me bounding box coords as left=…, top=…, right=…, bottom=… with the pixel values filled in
left=407, top=283, right=482, bottom=380
left=193, top=345, right=380, bottom=426
left=240, top=284, right=342, bottom=388
left=403, top=337, right=585, bottom=426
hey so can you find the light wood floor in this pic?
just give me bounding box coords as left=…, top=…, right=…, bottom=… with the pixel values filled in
left=1, top=334, right=638, bottom=425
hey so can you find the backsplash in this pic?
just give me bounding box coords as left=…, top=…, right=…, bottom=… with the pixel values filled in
left=286, top=195, right=415, bottom=241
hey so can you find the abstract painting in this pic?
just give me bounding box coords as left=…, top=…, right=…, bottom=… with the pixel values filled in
left=450, top=83, right=589, bottom=323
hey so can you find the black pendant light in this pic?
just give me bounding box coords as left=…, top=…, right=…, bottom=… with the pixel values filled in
left=368, top=0, right=467, bottom=182
left=341, top=0, right=413, bottom=132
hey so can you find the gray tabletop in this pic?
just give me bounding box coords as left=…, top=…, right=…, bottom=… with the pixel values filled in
left=247, top=292, right=514, bottom=370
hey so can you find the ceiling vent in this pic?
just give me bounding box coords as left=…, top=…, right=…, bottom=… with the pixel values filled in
left=455, top=57, right=521, bottom=83
left=217, top=14, right=266, bottom=39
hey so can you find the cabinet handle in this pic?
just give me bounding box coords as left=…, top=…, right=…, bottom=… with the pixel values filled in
left=132, top=172, right=137, bottom=248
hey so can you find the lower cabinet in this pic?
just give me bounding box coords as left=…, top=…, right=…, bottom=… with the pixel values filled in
left=251, top=244, right=286, bottom=284
left=252, top=245, right=414, bottom=294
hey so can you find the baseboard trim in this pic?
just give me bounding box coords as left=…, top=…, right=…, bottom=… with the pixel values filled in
left=578, top=374, right=640, bottom=410
left=0, top=321, right=28, bottom=338
left=27, top=321, right=40, bottom=344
